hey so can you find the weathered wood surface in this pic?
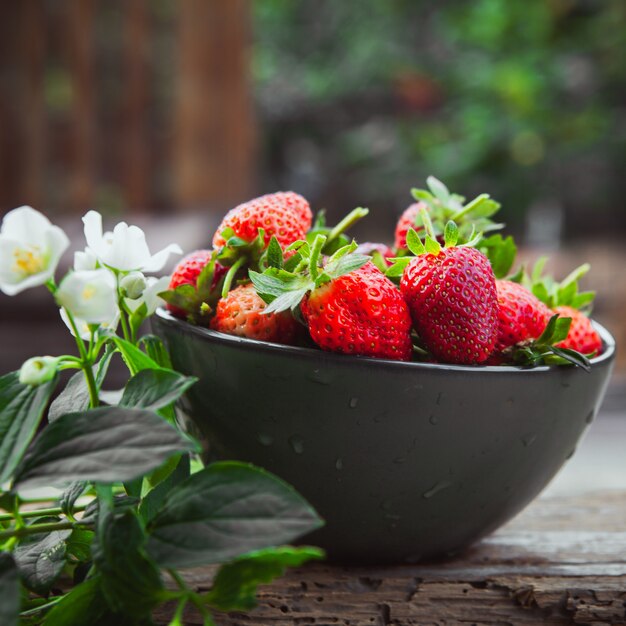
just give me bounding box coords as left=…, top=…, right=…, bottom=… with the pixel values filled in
left=154, top=490, right=626, bottom=625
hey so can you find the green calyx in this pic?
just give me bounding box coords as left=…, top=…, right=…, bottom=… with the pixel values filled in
left=509, top=314, right=591, bottom=371
left=159, top=252, right=226, bottom=324
left=409, top=176, right=503, bottom=243
left=307, top=207, right=369, bottom=256
left=386, top=209, right=482, bottom=279
left=249, top=235, right=370, bottom=315
left=523, top=257, right=595, bottom=311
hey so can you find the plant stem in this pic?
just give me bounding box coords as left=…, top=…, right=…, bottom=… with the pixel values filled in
left=326, top=207, right=369, bottom=244
left=221, top=256, right=246, bottom=298
left=308, top=235, right=326, bottom=283
left=63, top=308, right=99, bottom=408
left=19, top=596, right=64, bottom=617
left=0, top=504, right=88, bottom=523
left=0, top=519, right=91, bottom=541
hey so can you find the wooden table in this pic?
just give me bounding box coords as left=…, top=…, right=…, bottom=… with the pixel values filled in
left=154, top=489, right=626, bottom=625
left=154, top=407, right=626, bottom=625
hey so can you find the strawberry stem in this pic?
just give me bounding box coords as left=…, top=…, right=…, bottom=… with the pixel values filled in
left=221, top=256, right=246, bottom=298
left=326, top=207, right=369, bottom=245
left=308, top=234, right=327, bottom=283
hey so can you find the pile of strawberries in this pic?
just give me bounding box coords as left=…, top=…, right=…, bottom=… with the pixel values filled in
left=162, top=179, right=602, bottom=369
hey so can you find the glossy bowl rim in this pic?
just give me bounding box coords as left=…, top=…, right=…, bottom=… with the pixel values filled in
left=154, top=308, right=615, bottom=374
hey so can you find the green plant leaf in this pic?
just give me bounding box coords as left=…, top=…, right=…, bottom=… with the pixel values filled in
left=0, top=553, right=19, bottom=626
left=65, top=527, right=94, bottom=563
left=42, top=575, right=108, bottom=626
left=110, top=336, right=161, bottom=375
left=13, top=407, right=195, bottom=489
left=139, top=455, right=190, bottom=524
left=15, top=529, right=71, bottom=595
left=147, top=461, right=323, bottom=568
left=479, top=234, right=517, bottom=279
left=59, top=482, right=87, bottom=519
left=93, top=510, right=163, bottom=618
left=324, top=253, right=369, bottom=279
left=405, top=228, right=425, bottom=256
left=138, top=335, right=173, bottom=369
left=266, top=236, right=284, bottom=269
left=426, top=176, right=450, bottom=204
left=48, top=371, right=90, bottom=422
left=0, top=372, right=58, bottom=484
left=206, top=546, right=325, bottom=612
left=120, top=369, right=197, bottom=412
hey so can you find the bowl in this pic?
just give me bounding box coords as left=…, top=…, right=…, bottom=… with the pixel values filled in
left=152, top=309, right=615, bottom=563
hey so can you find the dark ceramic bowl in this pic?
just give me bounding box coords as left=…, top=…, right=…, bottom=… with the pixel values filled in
left=153, top=309, right=615, bottom=563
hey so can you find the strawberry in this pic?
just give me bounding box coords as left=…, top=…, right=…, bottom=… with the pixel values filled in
left=554, top=305, right=602, bottom=355
left=250, top=237, right=412, bottom=361
left=162, top=249, right=226, bottom=322
left=301, top=262, right=413, bottom=360
left=394, top=203, right=426, bottom=249
left=395, top=218, right=498, bottom=364
left=210, top=283, right=298, bottom=344
left=495, top=280, right=552, bottom=353
left=394, top=177, right=503, bottom=250
left=212, top=191, right=312, bottom=251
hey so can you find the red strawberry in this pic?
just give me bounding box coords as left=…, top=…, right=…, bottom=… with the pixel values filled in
left=398, top=222, right=498, bottom=364
left=554, top=305, right=602, bottom=355
left=165, top=249, right=226, bottom=320
left=394, top=202, right=426, bottom=249
left=212, top=191, right=312, bottom=251
left=495, top=280, right=552, bottom=353
left=210, top=283, right=298, bottom=344
left=300, top=262, right=413, bottom=361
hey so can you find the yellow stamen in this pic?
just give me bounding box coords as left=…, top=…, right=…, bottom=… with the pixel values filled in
left=82, top=286, right=97, bottom=300
left=12, top=246, right=45, bottom=277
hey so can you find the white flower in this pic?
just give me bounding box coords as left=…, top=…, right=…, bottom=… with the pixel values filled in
left=83, top=210, right=181, bottom=273
left=120, top=271, right=147, bottom=299
left=59, top=308, right=119, bottom=340
left=0, top=206, right=69, bottom=295
left=56, top=269, right=118, bottom=324
left=74, top=247, right=98, bottom=271
left=19, top=356, right=58, bottom=386
left=125, top=276, right=169, bottom=316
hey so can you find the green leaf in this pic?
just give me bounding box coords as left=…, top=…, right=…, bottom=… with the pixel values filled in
left=138, top=335, right=173, bottom=369
left=48, top=372, right=90, bottom=422
left=206, top=546, right=324, bottom=612
left=426, top=176, right=450, bottom=204
left=405, top=228, right=425, bottom=255
left=443, top=221, right=459, bottom=248
left=549, top=347, right=592, bottom=371
left=324, top=253, right=369, bottom=279
left=249, top=270, right=293, bottom=299
left=263, top=288, right=309, bottom=314
left=15, top=529, right=71, bottom=595
left=0, top=553, right=19, bottom=626
left=42, top=575, right=107, bottom=626
left=120, top=369, right=196, bottom=412
left=0, top=372, right=58, bottom=484
left=385, top=257, right=411, bottom=278
left=93, top=510, right=163, bottom=618
left=14, top=407, right=195, bottom=489
left=139, top=455, right=190, bottom=524
left=479, top=234, right=517, bottom=279
left=424, top=236, right=441, bottom=255
left=110, top=336, right=161, bottom=375
left=65, top=527, right=94, bottom=563
left=571, top=291, right=595, bottom=310
left=266, top=236, right=284, bottom=269
left=59, top=482, right=87, bottom=518
left=147, top=461, right=323, bottom=568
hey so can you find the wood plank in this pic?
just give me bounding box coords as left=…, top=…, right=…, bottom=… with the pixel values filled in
left=153, top=490, right=626, bottom=625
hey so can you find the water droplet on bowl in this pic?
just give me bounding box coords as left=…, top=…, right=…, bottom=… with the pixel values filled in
left=436, top=392, right=443, bottom=405
left=422, top=480, right=453, bottom=499
left=256, top=432, right=274, bottom=446
left=308, top=368, right=332, bottom=385
left=379, top=499, right=393, bottom=511
left=429, top=415, right=438, bottom=425
left=335, top=457, right=343, bottom=471
left=288, top=435, right=304, bottom=454
left=521, top=433, right=537, bottom=447
left=393, top=456, right=406, bottom=465
left=585, top=410, right=595, bottom=424
left=349, top=397, right=358, bottom=409
left=565, top=447, right=576, bottom=460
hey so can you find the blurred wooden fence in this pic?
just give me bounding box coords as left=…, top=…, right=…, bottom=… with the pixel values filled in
left=0, top=0, right=255, bottom=216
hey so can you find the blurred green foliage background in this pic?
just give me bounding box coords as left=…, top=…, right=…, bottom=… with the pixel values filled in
left=253, top=0, right=626, bottom=240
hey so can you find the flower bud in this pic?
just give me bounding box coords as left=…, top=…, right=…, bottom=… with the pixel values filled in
left=19, top=356, right=58, bottom=386
left=120, top=271, right=147, bottom=299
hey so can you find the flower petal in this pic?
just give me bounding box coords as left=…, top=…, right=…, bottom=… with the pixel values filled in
left=1, top=206, right=53, bottom=248
left=141, top=243, right=183, bottom=273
